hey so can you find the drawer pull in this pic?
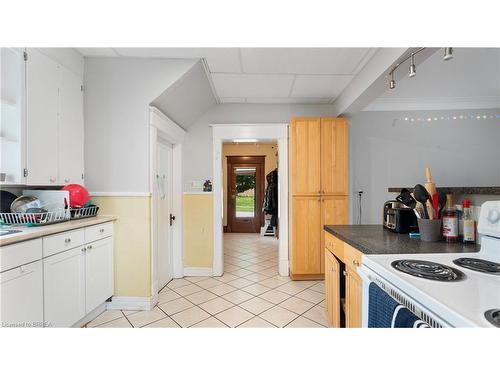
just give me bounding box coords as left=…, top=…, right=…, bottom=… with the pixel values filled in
left=87, top=245, right=93, bottom=250
left=65, top=238, right=71, bottom=244
left=343, top=270, right=348, bottom=276
left=82, top=247, right=86, bottom=252
left=352, top=260, right=360, bottom=267
left=99, top=229, right=105, bottom=233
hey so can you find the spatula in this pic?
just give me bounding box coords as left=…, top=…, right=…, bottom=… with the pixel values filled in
left=414, top=184, right=431, bottom=219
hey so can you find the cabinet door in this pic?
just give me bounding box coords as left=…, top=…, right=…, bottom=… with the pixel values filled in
left=290, top=118, right=321, bottom=195
left=345, top=266, right=362, bottom=328
left=291, top=196, right=321, bottom=275
left=0, top=261, right=43, bottom=327
left=321, top=196, right=348, bottom=272
left=0, top=48, right=26, bottom=185
left=85, top=237, right=113, bottom=314
left=44, top=247, right=86, bottom=327
left=58, top=65, right=84, bottom=185
left=325, top=250, right=340, bottom=328
left=321, top=118, right=348, bottom=195
left=26, top=49, right=59, bottom=185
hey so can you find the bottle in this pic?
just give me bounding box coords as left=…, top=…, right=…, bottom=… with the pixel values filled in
left=462, top=199, right=475, bottom=244
left=442, top=194, right=458, bottom=242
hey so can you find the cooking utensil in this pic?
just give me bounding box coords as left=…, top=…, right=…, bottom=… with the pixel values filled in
left=414, top=184, right=431, bottom=219
left=10, top=195, right=42, bottom=213
left=424, top=167, right=437, bottom=196
left=432, top=192, right=439, bottom=219
left=0, top=190, right=18, bottom=213
left=396, top=189, right=420, bottom=218
left=438, top=190, right=446, bottom=218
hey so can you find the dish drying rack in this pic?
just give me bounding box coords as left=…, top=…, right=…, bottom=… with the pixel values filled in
left=0, top=206, right=100, bottom=227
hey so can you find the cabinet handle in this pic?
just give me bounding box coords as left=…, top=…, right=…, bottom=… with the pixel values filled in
left=87, top=245, right=93, bottom=250
left=343, top=270, right=348, bottom=276
left=65, top=238, right=71, bottom=244
left=49, top=176, right=56, bottom=183
left=352, top=260, right=360, bottom=267
left=64, top=178, right=70, bottom=183
left=99, top=228, right=105, bottom=233
left=81, top=247, right=86, bottom=252
left=331, top=268, right=336, bottom=273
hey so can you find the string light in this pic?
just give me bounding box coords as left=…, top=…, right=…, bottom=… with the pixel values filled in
left=397, top=112, right=500, bottom=123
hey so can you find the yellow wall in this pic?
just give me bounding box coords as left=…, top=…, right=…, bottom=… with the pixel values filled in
left=91, top=196, right=151, bottom=297
left=222, top=143, right=278, bottom=226
left=183, top=193, right=213, bottom=268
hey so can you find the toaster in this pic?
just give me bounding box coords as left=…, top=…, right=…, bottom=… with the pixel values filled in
left=383, top=200, right=418, bottom=233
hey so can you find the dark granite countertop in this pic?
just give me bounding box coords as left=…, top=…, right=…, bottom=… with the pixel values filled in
left=324, top=225, right=480, bottom=255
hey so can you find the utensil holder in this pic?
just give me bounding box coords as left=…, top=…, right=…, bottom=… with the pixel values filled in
left=417, top=218, right=442, bottom=242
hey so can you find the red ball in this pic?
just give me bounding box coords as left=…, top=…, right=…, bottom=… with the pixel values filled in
left=61, top=184, right=90, bottom=208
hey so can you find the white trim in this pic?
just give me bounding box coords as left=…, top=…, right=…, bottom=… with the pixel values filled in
left=212, top=123, right=289, bottom=277
left=183, top=191, right=213, bottom=195
left=150, top=106, right=186, bottom=144
left=89, top=192, right=151, bottom=197
left=106, top=295, right=158, bottom=311
left=363, top=96, right=500, bottom=112
left=183, top=267, right=213, bottom=277
left=171, top=144, right=183, bottom=278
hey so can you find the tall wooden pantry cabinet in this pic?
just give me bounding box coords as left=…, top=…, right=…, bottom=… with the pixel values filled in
left=290, top=118, right=349, bottom=280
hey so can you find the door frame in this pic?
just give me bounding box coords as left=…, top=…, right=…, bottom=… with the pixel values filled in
left=226, top=155, right=266, bottom=233
left=149, top=107, right=185, bottom=300
left=212, top=123, right=289, bottom=277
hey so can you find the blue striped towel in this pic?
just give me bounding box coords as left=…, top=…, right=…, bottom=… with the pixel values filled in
left=368, top=283, right=430, bottom=328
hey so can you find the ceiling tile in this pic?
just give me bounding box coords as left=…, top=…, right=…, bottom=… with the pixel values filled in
left=245, top=97, right=331, bottom=104
left=240, top=48, right=372, bottom=75
left=75, top=48, right=119, bottom=57
left=113, top=48, right=241, bottom=72
left=212, top=74, right=294, bottom=98
left=291, top=75, right=353, bottom=98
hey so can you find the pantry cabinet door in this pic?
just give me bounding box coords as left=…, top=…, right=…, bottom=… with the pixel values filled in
left=26, top=49, right=59, bottom=185
left=44, top=247, right=86, bottom=327
left=291, top=196, right=322, bottom=276
left=321, top=118, right=348, bottom=195
left=325, top=250, right=340, bottom=328
left=58, top=65, right=84, bottom=185
left=321, top=196, right=348, bottom=273
left=85, top=237, right=113, bottom=314
left=0, top=261, right=43, bottom=327
left=290, top=118, right=321, bottom=195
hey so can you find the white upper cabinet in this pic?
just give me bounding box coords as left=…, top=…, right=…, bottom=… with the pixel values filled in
left=59, top=65, right=84, bottom=185
left=25, top=48, right=84, bottom=186
left=0, top=48, right=26, bottom=185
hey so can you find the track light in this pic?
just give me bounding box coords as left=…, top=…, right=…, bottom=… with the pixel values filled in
left=408, top=54, right=416, bottom=77
left=443, top=47, right=453, bottom=61
left=389, top=71, right=396, bottom=89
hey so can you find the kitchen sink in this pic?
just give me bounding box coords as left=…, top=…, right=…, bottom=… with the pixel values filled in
left=0, top=229, right=22, bottom=236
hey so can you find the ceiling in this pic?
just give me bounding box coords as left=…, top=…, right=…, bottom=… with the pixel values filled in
left=364, top=48, right=500, bottom=111
left=76, top=48, right=378, bottom=104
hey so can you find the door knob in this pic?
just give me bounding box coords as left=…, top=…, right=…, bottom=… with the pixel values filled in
left=170, top=214, right=176, bottom=226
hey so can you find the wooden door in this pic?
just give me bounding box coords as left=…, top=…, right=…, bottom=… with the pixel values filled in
left=345, top=266, right=362, bottom=328
left=44, top=247, right=86, bottom=327
left=321, top=196, right=348, bottom=272
left=0, top=261, right=43, bottom=326
left=325, top=250, right=340, bottom=328
left=227, top=156, right=265, bottom=233
left=321, top=118, right=348, bottom=195
left=26, top=49, right=59, bottom=185
left=58, top=64, right=84, bottom=185
left=291, top=196, right=321, bottom=276
left=290, top=118, right=321, bottom=195
left=85, top=237, right=114, bottom=314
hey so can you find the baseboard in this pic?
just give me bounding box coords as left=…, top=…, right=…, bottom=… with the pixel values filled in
left=183, top=267, right=213, bottom=276
left=223, top=225, right=229, bottom=233
left=290, top=272, right=325, bottom=281
left=106, top=295, right=158, bottom=311
left=279, top=260, right=289, bottom=277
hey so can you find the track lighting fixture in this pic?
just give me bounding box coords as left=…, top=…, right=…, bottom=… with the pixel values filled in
left=443, top=47, right=453, bottom=61
left=408, top=54, right=416, bottom=77
left=389, top=71, right=396, bottom=89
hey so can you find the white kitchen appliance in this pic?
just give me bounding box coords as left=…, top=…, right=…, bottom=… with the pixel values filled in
left=358, top=201, right=500, bottom=328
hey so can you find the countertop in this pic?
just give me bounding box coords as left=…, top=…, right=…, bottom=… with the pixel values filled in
left=324, top=225, right=480, bottom=255
left=0, top=215, right=118, bottom=246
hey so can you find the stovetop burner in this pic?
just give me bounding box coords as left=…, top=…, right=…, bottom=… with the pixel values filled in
left=453, top=258, right=500, bottom=275
left=391, top=260, right=465, bottom=281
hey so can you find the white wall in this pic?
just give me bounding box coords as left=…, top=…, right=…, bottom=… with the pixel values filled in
left=349, top=109, right=500, bottom=224
left=84, top=57, right=196, bottom=192
left=182, top=103, right=338, bottom=191
left=38, top=48, right=84, bottom=78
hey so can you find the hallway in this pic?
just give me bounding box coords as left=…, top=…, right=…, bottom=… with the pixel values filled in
left=87, top=233, right=326, bottom=328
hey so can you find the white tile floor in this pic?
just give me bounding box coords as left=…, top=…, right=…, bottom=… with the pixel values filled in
left=87, top=233, right=327, bottom=328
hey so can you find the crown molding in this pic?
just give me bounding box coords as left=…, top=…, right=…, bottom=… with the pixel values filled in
left=363, top=96, right=500, bottom=111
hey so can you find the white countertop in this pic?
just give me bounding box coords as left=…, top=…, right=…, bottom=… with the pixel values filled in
left=0, top=215, right=118, bottom=247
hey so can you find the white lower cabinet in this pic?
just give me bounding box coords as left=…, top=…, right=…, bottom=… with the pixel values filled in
left=0, top=260, right=43, bottom=327
left=43, top=247, right=86, bottom=327
left=85, top=237, right=113, bottom=314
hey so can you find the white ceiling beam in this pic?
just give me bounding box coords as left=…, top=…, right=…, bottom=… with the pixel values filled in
left=331, top=48, right=439, bottom=116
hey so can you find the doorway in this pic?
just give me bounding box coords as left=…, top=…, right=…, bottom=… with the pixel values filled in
left=226, top=156, right=265, bottom=233
left=156, top=141, right=173, bottom=289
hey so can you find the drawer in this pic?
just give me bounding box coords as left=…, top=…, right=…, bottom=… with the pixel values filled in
left=324, top=232, right=344, bottom=262
left=85, top=222, right=113, bottom=243
left=344, top=243, right=362, bottom=270
left=1, top=239, right=43, bottom=272
left=43, top=229, right=85, bottom=258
